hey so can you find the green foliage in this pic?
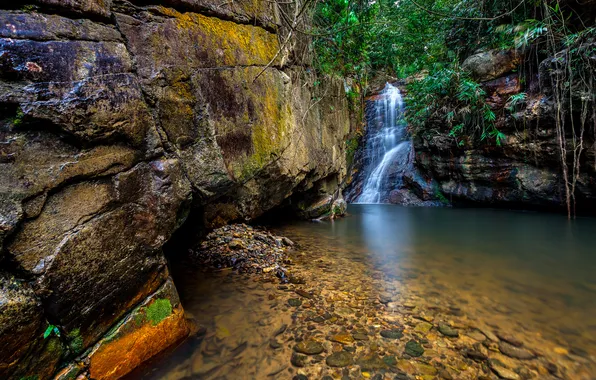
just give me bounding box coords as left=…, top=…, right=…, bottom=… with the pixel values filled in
left=345, top=132, right=362, bottom=166
left=145, top=298, right=172, bottom=326
left=21, top=5, right=36, bottom=12
left=405, top=62, right=505, bottom=145
left=11, top=109, right=24, bottom=128
left=43, top=324, right=60, bottom=339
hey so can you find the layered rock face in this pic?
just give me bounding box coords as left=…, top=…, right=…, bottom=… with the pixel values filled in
left=0, top=1, right=350, bottom=379
left=413, top=49, right=596, bottom=213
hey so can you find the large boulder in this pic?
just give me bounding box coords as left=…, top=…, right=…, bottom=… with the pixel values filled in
left=0, top=273, right=63, bottom=380
left=7, top=159, right=191, bottom=352
left=462, top=49, right=522, bottom=82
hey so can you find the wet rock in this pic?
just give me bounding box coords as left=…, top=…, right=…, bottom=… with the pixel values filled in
left=192, top=224, right=290, bottom=274
left=0, top=273, right=62, bottom=379
left=499, top=342, right=535, bottom=360
left=491, top=364, right=520, bottom=380
left=404, top=340, right=424, bottom=357
left=293, top=375, right=308, bottom=380
left=356, top=354, right=388, bottom=370
left=497, top=333, right=523, bottom=347
left=394, top=372, right=412, bottom=380
left=467, top=329, right=488, bottom=342
left=438, top=324, right=459, bottom=338
left=397, top=359, right=416, bottom=374
left=295, top=289, right=314, bottom=299
left=229, top=239, right=245, bottom=250
left=353, top=333, right=369, bottom=341
left=465, top=349, right=488, bottom=362
left=478, top=327, right=499, bottom=342
left=289, top=299, right=302, bottom=307
left=413, top=362, right=438, bottom=376
left=294, top=340, right=325, bottom=355
left=282, top=237, right=295, bottom=246
left=326, top=351, right=354, bottom=367
left=291, top=352, right=308, bottom=367
left=379, top=293, right=394, bottom=304
left=273, top=324, right=288, bottom=336
left=383, top=355, right=397, bottom=366
left=415, top=322, right=433, bottom=334
left=330, top=334, right=355, bottom=345
left=380, top=328, right=404, bottom=339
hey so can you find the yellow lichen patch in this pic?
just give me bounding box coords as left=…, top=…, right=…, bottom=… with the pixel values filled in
left=157, top=6, right=279, bottom=67
left=88, top=307, right=189, bottom=380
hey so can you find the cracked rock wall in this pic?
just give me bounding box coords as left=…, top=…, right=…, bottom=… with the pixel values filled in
left=0, top=1, right=351, bottom=378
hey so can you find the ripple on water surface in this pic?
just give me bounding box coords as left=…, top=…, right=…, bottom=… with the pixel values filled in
left=127, top=205, right=596, bottom=379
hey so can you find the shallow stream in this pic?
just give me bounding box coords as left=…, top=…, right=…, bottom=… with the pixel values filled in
left=128, top=205, right=596, bottom=379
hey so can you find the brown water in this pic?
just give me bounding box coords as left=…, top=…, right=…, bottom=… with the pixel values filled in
left=129, top=205, right=596, bottom=379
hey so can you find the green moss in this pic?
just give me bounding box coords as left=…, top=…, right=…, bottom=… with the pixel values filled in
left=11, top=109, right=24, bottom=128
left=145, top=298, right=172, bottom=326
left=19, top=376, right=38, bottom=380
left=67, top=328, right=84, bottom=354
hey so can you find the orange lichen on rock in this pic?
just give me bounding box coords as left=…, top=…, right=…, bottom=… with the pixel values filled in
left=88, top=307, right=188, bottom=379
left=87, top=279, right=189, bottom=380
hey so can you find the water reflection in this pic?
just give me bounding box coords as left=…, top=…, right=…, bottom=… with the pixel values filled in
left=130, top=205, right=596, bottom=379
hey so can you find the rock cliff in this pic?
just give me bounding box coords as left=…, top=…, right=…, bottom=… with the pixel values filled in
left=413, top=49, right=596, bottom=213
left=0, top=1, right=351, bottom=378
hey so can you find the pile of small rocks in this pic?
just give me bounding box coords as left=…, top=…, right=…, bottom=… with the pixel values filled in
left=191, top=224, right=294, bottom=275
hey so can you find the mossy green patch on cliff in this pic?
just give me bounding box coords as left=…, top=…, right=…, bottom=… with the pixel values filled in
left=157, top=6, right=279, bottom=67
left=145, top=299, right=172, bottom=326
left=67, top=328, right=84, bottom=354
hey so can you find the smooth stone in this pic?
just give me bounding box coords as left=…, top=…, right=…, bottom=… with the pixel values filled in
left=269, top=339, right=282, bottom=349
left=404, top=340, right=424, bottom=357
left=371, top=375, right=383, bottom=380
left=379, top=293, right=393, bottom=304
left=465, top=349, right=488, bottom=361
left=383, top=355, right=398, bottom=366
left=380, top=328, right=404, bottom=339
left=397, top=359, right=416, bottom=374
left=291, top=352, right=307, bottom=367
left=498, top=342, right=535, bottom=360
left=356, top=354, right=387, bottom=370
left=415, top=322, right=433, bottom=334
left=478, top=326, right=499, bottom=342
left=413, top=362, right=438, bottom=376
left=394, top=372, right=412, bottom=380
left=491, top=365, right=520, bottom=380
left=294, top=340, right=325, bottom=355
left=438, top=368, right=454, bottom=379
left=288, top=298, right=302, bottom=307
left=326, top=351, right=354, bottom=367
left=273, top=324, right=287, bottom=336
left=296, top=289, right=314, bottom=299
left=466, top=329, right=488, bottom=342
left=353, top=333, right=369, bottom=341
left=496, top=333, right=523, bottom=347
left=330, top=334, right=355, bottom=345
left=438, top=324, right=459, bottom=338
left=293, top=375, right=308, bottom=380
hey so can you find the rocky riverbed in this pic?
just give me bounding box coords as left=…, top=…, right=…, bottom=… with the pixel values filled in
left=131, top=213, right=596, bottom=380
left=190, top=224, right=294, bottom=276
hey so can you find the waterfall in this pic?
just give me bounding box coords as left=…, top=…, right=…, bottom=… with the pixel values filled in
left=357, top=83, right=413, bottom=204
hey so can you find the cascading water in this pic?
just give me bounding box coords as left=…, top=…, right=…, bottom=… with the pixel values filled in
left=357, top=83, right=414, bottom=204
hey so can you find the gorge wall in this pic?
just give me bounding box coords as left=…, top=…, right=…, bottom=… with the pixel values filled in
left=412, top=49, right=596, bottom=214
left=0, top=1, right=351, bottom=379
